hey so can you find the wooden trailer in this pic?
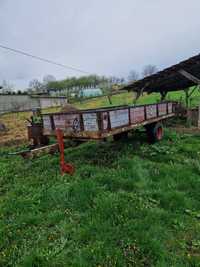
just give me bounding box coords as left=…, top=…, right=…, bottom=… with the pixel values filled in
left=26, top=101, right=177, bottom=174
left=41, top=101, right=176, bottom=142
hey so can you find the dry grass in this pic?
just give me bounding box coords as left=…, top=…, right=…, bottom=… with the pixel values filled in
left=0, top=107, right=61, bottom=146
left=0, top=112, right=31, bottom=146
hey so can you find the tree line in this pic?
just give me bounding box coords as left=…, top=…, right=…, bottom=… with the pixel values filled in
left=0, top=64, right=158, bottom=95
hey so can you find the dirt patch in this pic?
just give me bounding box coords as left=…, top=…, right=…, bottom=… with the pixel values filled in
left=0, top=106, right=78, bottom=147
left=61, top=104, right=79, bottom=112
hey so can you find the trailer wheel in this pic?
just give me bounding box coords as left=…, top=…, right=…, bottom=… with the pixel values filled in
left=113, top=131, right=128, bottom=141
left=146, top=122, right=164, bottom=143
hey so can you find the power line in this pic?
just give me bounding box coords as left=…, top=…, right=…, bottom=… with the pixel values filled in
left=0, top=44, right=90, bottom=75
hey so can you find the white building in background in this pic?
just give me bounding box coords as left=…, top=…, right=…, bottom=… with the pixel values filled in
left=49, top=86, right=103, bottom=98
left=79, top=88, right=102, bottom=98
left=32, top=96, right=67, bottom=109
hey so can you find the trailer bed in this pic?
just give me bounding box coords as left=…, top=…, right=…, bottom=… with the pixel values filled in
left=42, top=102, right=176, bottom=140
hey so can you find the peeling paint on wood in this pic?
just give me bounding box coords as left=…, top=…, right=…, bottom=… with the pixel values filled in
left=130, top=106, right=145, bottom=123
left=83, top=113, right=98, bottom=131
left=42, top=102, right=176, bottom=140
left=109, top=109, right=129, bottom=128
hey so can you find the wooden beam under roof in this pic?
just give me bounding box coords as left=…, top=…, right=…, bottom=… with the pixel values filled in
left=179, top=69, right=200, bottom=85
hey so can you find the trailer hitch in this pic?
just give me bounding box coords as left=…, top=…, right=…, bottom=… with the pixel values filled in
left=56, top=128, right=75, bottom=175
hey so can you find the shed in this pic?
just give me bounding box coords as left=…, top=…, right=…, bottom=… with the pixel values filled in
left=122, top=53, right=200, bottom=105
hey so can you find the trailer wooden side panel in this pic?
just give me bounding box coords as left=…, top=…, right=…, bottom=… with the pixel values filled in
left=130, top=106, right=145, bottom=124
left=82, top=113, right=98, bottom=131
left=43, top=115, right=52, bottom=131
left=109, top=109, right=129, bottom=129
left=146, top=105, right=157, bottom=119
left=42, top=102, right=176, bottom=140
left=158, top=103, right=167, bottom=116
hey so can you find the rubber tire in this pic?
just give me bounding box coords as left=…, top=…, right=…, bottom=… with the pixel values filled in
left=113, top=131, right=128, bottom=141
left=145, top=122, right=164, bottom=143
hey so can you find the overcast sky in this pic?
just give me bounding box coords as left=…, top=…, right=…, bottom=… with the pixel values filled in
left=0, top=0, right=200, bottom=89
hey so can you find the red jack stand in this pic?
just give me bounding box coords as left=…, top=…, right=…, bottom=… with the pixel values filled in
left=56, top=128, right=75, bottom=175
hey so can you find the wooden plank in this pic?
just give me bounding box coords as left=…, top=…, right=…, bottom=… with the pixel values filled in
left=43, top=115, right=52, bottom=131
left=146, top=105, right=157, bottom=119
left=53, top=113, right=81, bottom=133
left=179, top=69, right=200, bottom=85
left=20, top=144, right=59, bottom=159
left=158, top=103, right=167, bottom=116
left=109, top=109, right=129, bottom=128
left=83, top=113, right=99, bottom=131
left=130, top=106, right=145, bottom=124
left=168, top=103, right=173, bottom=113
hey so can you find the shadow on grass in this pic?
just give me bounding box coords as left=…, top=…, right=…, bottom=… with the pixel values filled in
left=64, top=131, right=148, bottom=167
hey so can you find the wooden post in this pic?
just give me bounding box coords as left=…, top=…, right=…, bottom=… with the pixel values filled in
left=132, top=84, right=149, bottom=104
left=107, top=94, right=112, bottom=105
left=198, top=103, right=200, bottom=128
left=184, top=89, right=190, bottom=108
left=133, top=91, right=141, bottom=104
left=160, top=91, right=167, bottom=101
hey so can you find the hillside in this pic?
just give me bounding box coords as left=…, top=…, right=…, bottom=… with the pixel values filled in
left=1, top=130, right=200, bottom=266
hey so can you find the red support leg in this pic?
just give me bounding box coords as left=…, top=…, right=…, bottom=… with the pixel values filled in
left=56, top=128, right=75, bottom=175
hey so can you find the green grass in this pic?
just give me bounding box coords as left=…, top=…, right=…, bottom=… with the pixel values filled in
left=1, top=130, right=200, bottom=266
left=73, top=87, right=200, bottom=110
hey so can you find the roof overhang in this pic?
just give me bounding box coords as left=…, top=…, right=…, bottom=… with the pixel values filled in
left=123, top=54, right=200, bottom=94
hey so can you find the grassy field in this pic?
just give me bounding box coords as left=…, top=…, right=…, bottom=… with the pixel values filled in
left=1, top=130, right=200, bottom=266
left=73, top=88, right=200, bottom=109
left=1, top=89, right=200, bottom=266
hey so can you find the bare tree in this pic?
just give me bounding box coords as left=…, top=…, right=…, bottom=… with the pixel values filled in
left=1, top=80, right=14, bottom=93
left=29, top=79, right=43, bottom=93
left=109, top=76, right=122, bottom=85
left=43, top=74, right=56, bottom=85
left=128, top=70, right=139, bottom=82
left=142, top=65, right=158, bottom=78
